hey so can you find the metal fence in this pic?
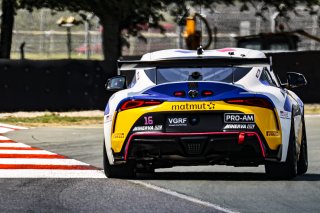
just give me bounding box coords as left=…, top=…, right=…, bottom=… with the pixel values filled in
left=5, top=5, right=320, bottom=59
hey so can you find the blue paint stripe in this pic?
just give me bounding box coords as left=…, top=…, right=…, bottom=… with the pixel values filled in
left=104, top=104, right=110, bottom=115
left=113, top=82, right=276, bottom=110
left=174, top=50, right=194, bottom=53
left=283, top=96, right=292, bottom=112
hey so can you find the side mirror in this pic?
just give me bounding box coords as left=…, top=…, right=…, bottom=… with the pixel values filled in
left=105, top=76, right=127, bottom=91
left=286, top=72, right=307, bottom=89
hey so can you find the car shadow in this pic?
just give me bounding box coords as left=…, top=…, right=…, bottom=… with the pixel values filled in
left=136, top=172, right=320, bottom=181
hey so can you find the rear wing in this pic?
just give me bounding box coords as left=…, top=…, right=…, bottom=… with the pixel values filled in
left=118, top=57, right=271, bottom=72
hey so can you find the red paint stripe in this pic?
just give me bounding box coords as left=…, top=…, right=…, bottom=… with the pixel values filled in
left=0, top=126, right=20, bottom=131
left=0, top=164, right=98, bottom=170
left=216, top=48, right=236, bottom=52
left=0, top=154, right=67, bottom=159
left=0, top=147, right=41, bottom=150
left=0, top=140, right=15, bottom=143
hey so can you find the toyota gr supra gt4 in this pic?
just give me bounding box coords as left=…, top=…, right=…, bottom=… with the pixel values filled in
left=103, top=48, right=308, bottom=179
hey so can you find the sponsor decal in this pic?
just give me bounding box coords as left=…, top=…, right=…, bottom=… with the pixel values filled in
left=256, top=69, right=261, bottom=78
left=144, top=116, right=153, bottom=125
left=188, top=90, right=198, bottom=98
left=224, top=113, right=255, bottom=123
left=224, top=124, right=255, bottom=130
left=112, top=133, right=125, bottom=139
left=279, top=110, right=290, bottom=119
left=266, top=131, right=280, bottom=137
left=132, top=125, right=163, bottom=132
left=105, top=114, right=113, bottom=123
left=167, top=117, right=188, bottom=127
left=172, top=102, right=215, bottom=111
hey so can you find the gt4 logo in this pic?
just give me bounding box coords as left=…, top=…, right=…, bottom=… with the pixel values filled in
left=224, top=113, right=255, bottom=123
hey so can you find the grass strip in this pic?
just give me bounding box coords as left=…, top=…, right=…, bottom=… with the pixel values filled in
left=0, top=113, right=103, bottom=127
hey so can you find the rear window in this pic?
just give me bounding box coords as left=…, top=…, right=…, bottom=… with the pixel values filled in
left=145, top=67, right=251, bottom=84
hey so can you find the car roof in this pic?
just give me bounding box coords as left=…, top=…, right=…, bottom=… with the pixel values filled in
left=140, top=48, right=267, bottom=61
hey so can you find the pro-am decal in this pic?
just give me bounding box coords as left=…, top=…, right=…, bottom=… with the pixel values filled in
left=224, top=113, right=255, bottom=123
left=132, top=125, right=163, bottom=132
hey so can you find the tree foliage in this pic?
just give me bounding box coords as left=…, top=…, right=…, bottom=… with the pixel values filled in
left=1, top=0, right=319, bottom=61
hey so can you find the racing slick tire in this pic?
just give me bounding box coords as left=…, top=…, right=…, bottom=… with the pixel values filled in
left=103, top=141, right=136, bottom=179
left=297, top=121, right=308, bottom=175
left=265, top=119, right=298, bottom=180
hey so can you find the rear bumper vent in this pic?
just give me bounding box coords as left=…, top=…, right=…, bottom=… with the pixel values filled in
left=180, top=136, right=208, bottom=155
left=186, top=143, right=202, bottom=155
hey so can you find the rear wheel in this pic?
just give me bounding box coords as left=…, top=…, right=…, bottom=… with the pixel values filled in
left=265, top=119, right=298, bottom=180
left=103, top=141, right=136, bottom=179
left=297, top=121, right=308, bottom=175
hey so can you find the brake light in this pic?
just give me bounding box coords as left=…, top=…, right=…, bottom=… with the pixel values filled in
left=120, top=100, right=162, bottom=111
left=174, top=91, right=186, bottom=97
left=238, top=132, right=245, bottom=144
left=202, top=90, right=214, bottom=97
left=225, top=98, right=273, bottom=109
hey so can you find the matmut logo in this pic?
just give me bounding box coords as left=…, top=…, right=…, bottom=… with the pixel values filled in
left=171, top=102, right=215, bottom=111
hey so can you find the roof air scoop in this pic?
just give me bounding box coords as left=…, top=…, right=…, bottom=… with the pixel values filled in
left=189, top=71, right=202, bottom=81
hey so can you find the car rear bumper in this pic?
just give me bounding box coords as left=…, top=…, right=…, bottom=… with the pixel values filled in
left=112, top=131, right=279, bottom=167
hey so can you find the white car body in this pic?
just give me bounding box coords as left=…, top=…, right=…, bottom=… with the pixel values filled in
left=103, top=48, right=307, bottom=179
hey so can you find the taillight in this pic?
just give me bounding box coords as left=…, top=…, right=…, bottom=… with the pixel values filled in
left=120, top=100, right=163, bottom=111
left=202, top=90, right=214, bottom=97
left=174, top=91, right=186, bottom=97
left=225, top=98, right=273, bottom=109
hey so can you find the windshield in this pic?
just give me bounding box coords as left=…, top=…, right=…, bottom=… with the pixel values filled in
left=145, top=67, right=252, bottom=84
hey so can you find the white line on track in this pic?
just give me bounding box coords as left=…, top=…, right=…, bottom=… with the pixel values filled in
left=0, top=150, right=56, bottom=155
left=305, top=114, right=320, bottom=118
left=128, top=180, right=239, bottom=213
left=0, top=158, right=89, bottom=165
left=0, top=143, right=31, bottom=148
left=0, top=169, right=106, bottom=178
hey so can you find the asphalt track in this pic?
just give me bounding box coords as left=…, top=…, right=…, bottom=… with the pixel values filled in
left=1, top=116, right=320, bottom=212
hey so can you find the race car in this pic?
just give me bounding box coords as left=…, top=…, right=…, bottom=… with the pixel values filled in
left=103, top=47, right=308, bottom=179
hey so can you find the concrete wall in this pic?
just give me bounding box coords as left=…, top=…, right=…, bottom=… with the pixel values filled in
left=0, top=59, right=116, bottom=111
left=268, top=51, right=320, bottom=103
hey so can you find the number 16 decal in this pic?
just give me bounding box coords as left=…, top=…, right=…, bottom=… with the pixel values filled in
left=144, top=116, right=153, bottom=125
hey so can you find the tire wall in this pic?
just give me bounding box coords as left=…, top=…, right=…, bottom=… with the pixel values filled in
left=0, top=51, right=319, bottom=111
